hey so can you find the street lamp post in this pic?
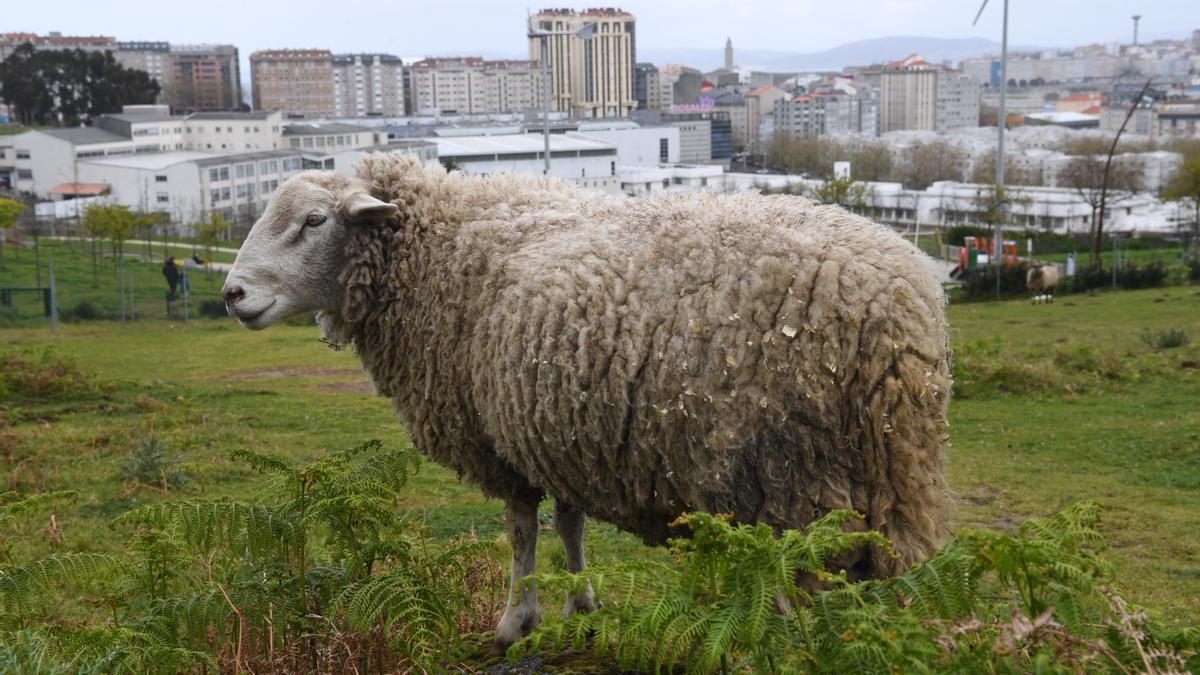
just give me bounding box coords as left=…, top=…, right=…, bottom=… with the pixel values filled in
left=528, top=19, right=596, bottom=176
left=974, top=0, right=1009, bottom=299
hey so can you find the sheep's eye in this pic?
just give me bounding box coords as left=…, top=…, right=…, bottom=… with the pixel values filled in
left=304, top=214, right=327, bottom=228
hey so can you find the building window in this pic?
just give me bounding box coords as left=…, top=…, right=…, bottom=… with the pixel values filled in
left=303, top=138, right=313, bottom=148
left=221, top=187, right=231, bottom=200
left=155, top=174, right=167, bottom=182
left=17, top=169, right=32, bottom=179
left=289, top=138, right=300, bottom=148
left=16, top=150, right=30, bottom=160
left=210, top=189, right=221, bottom=206
left=659, top=138, right=669, bottom=162
left=209, top=168, right=220, bottom=181
left=156, top=192, right=169, bottom=204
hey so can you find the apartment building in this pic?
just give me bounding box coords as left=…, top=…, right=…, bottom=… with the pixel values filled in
left=114, top=42, right=172, bottom=101
left=170, top=44, right=242, bottom=112
left=250, top=50, right=337, bottom=117
left=410, top=58, right=541, bottom=115
left=878, top=54, right=979, bottom=133
left=529, top=8, right=637, bottom=118
left=251, top=49, right=407, bottom=118
left=633, top=62, right=660, bottom=110
left=332, top=53, right=406, bottom=117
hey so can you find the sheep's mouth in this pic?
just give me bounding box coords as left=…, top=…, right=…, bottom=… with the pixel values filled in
left=231, top=299, right=278, bottom=329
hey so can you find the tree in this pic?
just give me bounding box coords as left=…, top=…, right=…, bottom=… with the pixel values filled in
left=847, top=142, right=893, bottom=183
left=1059, top=156, right=1141, bottom=245
left=0, top=198, right=22, bottom=270
left=81, top=204, right=139, bottom=287
left=900, top=141, right=966, bottom=190
left=0, top=43, right=160, bottom=126
left=810, top=175, right=870, bottom=212
left=971, top=157, right=1037, bottom=186
left=1163, top=155, right=1200, bottom=252
left=195, top=212, right=229, bottom=284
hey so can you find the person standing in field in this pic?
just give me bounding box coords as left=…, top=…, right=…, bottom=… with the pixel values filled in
left=162, top=257, right=180, bottom=299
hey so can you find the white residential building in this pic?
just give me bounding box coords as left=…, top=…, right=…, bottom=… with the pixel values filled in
left=410, top=57, right=542, bottom=115
left=332, top=53, right=406, bottom=117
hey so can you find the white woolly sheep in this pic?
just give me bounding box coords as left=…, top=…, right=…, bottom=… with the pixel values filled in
left=222, top=153, right=953, bottom=647
left=1027, top=264, right=1060, bottom=304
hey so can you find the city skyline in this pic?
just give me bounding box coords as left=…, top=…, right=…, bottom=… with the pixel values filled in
left=5, top=0, right=1197, bottom=79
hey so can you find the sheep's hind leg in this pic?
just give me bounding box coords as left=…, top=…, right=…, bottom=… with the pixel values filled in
left=555, top=499, right=597, bottom=617
left=495, top=495, right=543, bottom=649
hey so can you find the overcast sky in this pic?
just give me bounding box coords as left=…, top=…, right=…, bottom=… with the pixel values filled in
left=6, top=0, right=1198, bottom=65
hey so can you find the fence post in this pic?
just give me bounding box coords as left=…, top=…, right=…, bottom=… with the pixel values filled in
left=183, top=267, right=190, bottom=323
left=129, top=265, right=136, bottom=322
left=48, top=256, right=58, bottom=334
left=119, top=255, right=126, bottom=328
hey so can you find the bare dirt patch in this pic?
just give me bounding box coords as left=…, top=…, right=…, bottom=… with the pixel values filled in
left=316, top=380, right=376, bottom=394
left=228, top=367, right=363, bottom=379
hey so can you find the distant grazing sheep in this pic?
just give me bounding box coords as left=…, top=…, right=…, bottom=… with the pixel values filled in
left=222, top=153, right=953, bottom=647
left=1027, top=264, right=1060, bottom=304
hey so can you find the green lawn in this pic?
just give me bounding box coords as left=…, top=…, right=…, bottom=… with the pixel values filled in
left=2, top=285, right=1199, bottom=633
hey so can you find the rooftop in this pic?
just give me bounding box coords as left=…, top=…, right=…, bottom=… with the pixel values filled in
left=185, top=112, right=276, bottom=121
left=48, top=183, right=110, bottom=196
left=436, top=133, right=614, bottom=157
left=80, top=151, right=216, bottom=170
left=283, top=122, right=374, bottom=136
left=192, top=148, right=303, bottom=167
left=103, top=112, right=179, bottom=124
left=38, top=127, right=130, bottom=146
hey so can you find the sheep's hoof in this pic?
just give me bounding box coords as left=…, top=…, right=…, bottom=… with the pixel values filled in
left=494, top=603, right=541, bottom=650
left=563, top=590, right=598, bottom=618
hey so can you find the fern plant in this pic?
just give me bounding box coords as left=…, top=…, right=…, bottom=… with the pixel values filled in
left=0, top=440, right=502, bottom=673
left=514, top=502, right=1200, bottom=674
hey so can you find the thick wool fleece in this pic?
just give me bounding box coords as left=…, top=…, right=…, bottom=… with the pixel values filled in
left=322, top=153, right=952, bottom=577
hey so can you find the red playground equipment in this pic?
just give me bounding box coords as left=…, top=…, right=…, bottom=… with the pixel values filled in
left=958, top=236, right=1019, bottom=272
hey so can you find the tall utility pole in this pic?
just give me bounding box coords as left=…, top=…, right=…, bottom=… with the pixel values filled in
left=974, top=0, right=1009, bottom=299
left=1132, top=15, right=1142, bottom=46
left=527, top=17, right=596, bottom=176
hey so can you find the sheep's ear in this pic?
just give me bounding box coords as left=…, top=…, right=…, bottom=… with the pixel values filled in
left=342, top=191, right=399, bottom=223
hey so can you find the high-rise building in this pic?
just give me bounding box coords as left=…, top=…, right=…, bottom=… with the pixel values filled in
left=658, top=64, right=703, bottom=112
left=878, top=53, right=978, bottom=133
left=0, top=31, right=115, bottom=60
left=410, top=57, right=541, bottom=115
left=250, top=50, right=337, bottom=117
left=114, top=42, right=171, bottom=102
left=529, top=8, right=637, bottom=119
left=633, top=62, right=660, bottom=110
left=332, top=53, right=406, bottom=117
left=170, top=44, right=242, bottom=112
left=1193, top=28, right=1200, bottom=51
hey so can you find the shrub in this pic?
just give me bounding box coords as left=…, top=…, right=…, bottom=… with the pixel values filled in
left=1141, top=328, right=1191, bottom=351
left=62, top=300, right=103, bottom=322
left=0, top=349, right=101, bottom=402
left=958, top=263, right=1031, bottom=301
left=513, top=504, right=1199, bottom=674
left=196, top=299, right=228, bottom=319
left=944, top=225, right=992, bottom=246
left=1187, top=256, right=1200, bottom=283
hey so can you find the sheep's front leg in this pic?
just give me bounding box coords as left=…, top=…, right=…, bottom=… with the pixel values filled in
left=495, top=496, right=542, bottom=648
left=555, top=499, right=597, bottom=617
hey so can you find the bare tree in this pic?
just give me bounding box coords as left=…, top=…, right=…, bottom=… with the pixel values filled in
left=1093, top=79, right=1153, bottom=268
left=901, top=141, right=966, bottom=190
left=1059, top=155, right=1142, bottom=248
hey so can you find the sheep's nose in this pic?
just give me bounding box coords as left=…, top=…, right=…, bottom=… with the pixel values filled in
left=222, top=284, right=245, bottom=307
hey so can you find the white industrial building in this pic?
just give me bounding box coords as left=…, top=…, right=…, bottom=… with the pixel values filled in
left=434, top=134, right=622, bottom=193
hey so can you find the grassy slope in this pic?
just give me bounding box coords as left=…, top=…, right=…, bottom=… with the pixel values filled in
left=2, top=286, right=1198, bottom=629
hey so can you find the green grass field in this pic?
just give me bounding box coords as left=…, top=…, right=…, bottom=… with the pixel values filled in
left=0, top=239, right=231, bottom=322
left=2, top=277, right=1199, bottom=638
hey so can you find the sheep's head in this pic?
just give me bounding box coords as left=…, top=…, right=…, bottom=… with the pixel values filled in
left=222, top=171, right=398, bottom=329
